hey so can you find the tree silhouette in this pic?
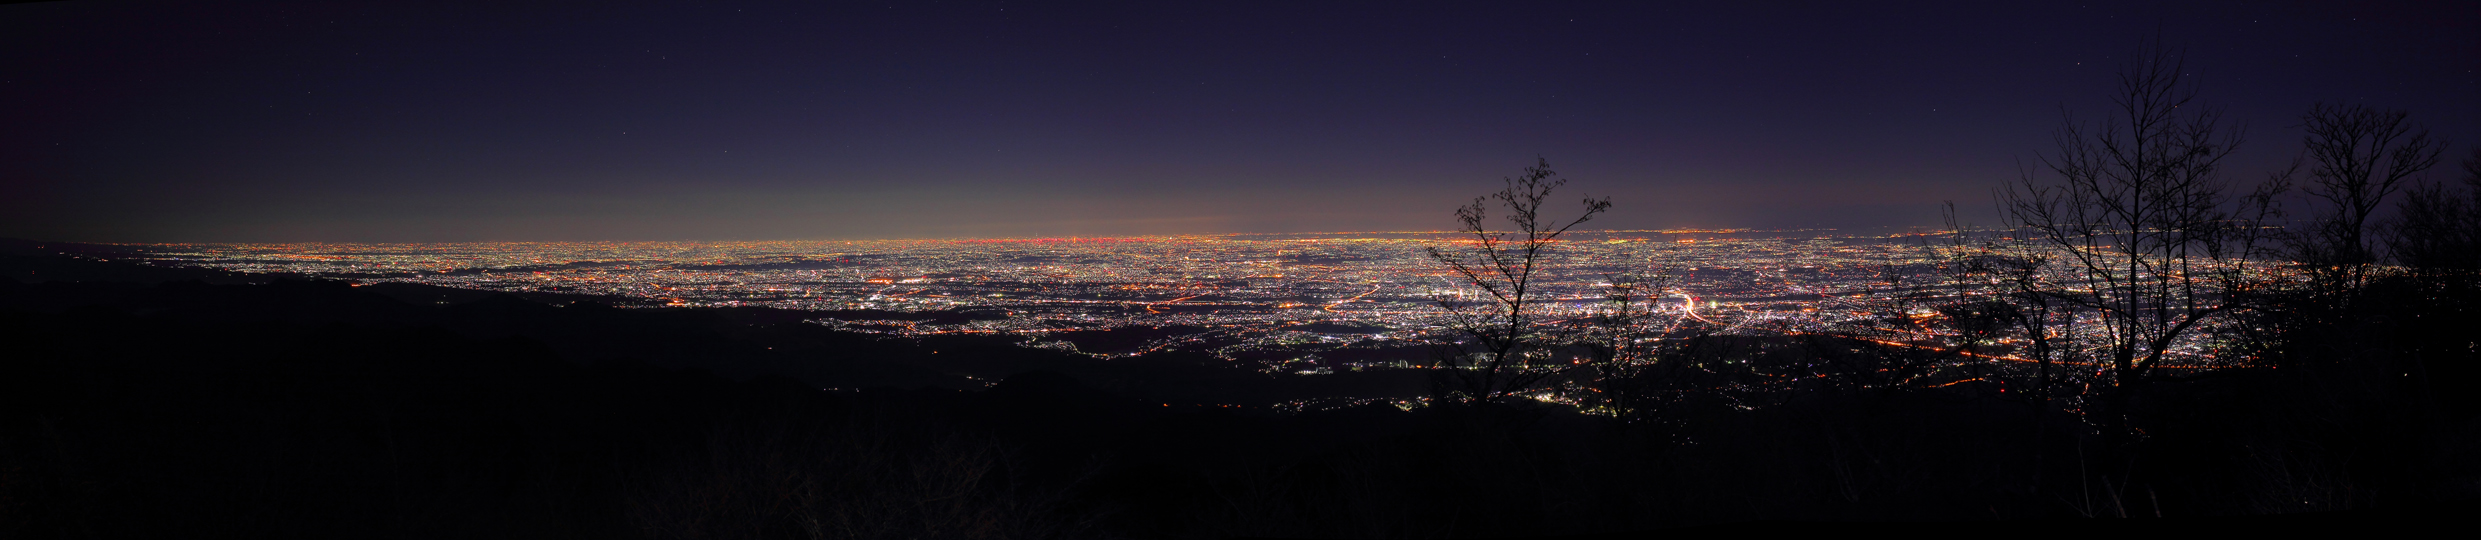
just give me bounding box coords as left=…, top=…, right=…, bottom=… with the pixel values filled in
left=2289, top=103, right=2445, bottom=292
left=2385, top=146, right=2481, bottom=274
left=1990, top=40, right=2285, bottom=415
left=1424, top=158, right=1611, bottom=402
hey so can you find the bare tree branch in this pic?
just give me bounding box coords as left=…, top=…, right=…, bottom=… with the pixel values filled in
left=1425, top=158, right=1612, bottom=402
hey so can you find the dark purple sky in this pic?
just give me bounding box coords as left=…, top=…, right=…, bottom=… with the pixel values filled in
left=4, top=1, right=2475, bottom=242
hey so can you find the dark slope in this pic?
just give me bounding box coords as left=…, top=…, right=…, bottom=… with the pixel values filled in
left=1, top=244, right=2467, bottom=539
left=0, top=238, right=271, bottom=285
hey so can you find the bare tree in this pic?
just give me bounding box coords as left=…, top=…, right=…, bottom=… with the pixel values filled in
left=1425, top=158, right=1611, bottom=402
left=1570, top=268, right=1690, bottom=419
left=1944, top=203, right=2085, bottom=409
left=2291, top=103, right=2445, bottom=290
left=1993, top=40, right=2286, bottom=407
left=2384, top=146, right=2481, bottom=274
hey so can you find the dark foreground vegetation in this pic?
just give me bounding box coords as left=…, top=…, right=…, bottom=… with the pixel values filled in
left=2, top=232, right=2473, bottom=539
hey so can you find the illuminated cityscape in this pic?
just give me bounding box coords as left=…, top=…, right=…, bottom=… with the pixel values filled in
left=132, top=230, right=1936, bottom=333
left=7, top=0, right=2471, bottom=533
left=124, top=228, right=2246, bottom=409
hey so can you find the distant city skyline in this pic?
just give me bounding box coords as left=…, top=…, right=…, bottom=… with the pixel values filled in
left=4, top=1, right=2475, bottom=242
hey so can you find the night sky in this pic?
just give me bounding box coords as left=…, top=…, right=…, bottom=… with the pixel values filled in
left=3, top=1, right=2474, bottom=242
